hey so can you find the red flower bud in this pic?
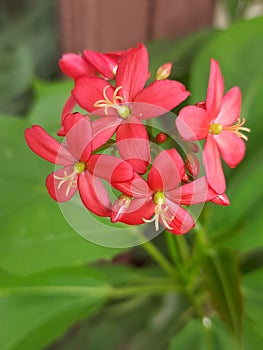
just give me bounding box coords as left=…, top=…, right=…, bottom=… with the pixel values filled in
left=156, top=132, right=167, bottom=144
left=185, top=153, right=200, bottom=178
left=155, top=62, right=172, bottom=80
left=195, top=101, right=206, bottom=109
left=181, top=173, right=189, bottom=183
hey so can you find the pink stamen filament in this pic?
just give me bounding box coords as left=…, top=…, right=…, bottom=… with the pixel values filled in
left=94, top=86, right=125, bottom=115
left=143, top=192, right=174, bottom=231
left=223, top=118, right=250, bottom=141
left=54, top=169, right=77, bottom=196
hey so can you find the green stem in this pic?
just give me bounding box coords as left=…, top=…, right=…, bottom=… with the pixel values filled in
left=141, top=239, right=176, bottom=279
left=174, top=234, right=191, bottom=265
left=165, top=230, right=205, bottom=317
left=165, top=232, right=187, bottom=281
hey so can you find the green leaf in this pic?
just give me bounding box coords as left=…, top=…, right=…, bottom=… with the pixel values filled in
left=50, top=292, right=188, bottom=350
left=0, top=116, right=127, bottom=275
left=206, top=146, right=263, bottom=248
left=202, top=249, right=243, bottom=339
left=0, top=45, right=33, bottom=108
left=0, top=266, right=109, bottom=350
left=147, top=29, right=216, bottom=81
left=168, top=318, right=239, bottom=350
left=28, top=79, right=73, bottom=131
left=242, top=267, right=263, bottom=326
left=242, top=268, right=263, bottom=348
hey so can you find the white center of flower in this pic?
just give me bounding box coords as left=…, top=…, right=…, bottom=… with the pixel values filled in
left=93, top=85, right=131, bottom=118
left=143, top=191, right=174, bottom=231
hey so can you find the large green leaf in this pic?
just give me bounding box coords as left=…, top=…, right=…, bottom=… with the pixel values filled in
left=0, top=116, right=127, bottom=275
left=202, top=249, right=243, bottom=339
left=168, top=318, right=239, bottom=350
left=206, top=146, right=263, bottom=248
left=0, top=267, right=109, bottom=350
left=242, top=268, right=263, bottom=348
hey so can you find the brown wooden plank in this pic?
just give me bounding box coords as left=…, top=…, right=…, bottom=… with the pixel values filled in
left=58, top=0, right=149, bottom=53
left=152, top=0, right=215, bottom=39
left=58, top=0, right=215, bottom=54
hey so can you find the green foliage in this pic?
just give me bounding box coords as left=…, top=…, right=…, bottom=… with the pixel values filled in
left=202, top=249, right=243, bottom=339
left=0, top=267, right=109, bottom=350
left=168, top=318, right=239, bottom=350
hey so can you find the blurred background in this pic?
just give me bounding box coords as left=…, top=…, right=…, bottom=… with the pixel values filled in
left=1, top=1, right=263, bottom=349
left=1, top=0, right=263, bottom=116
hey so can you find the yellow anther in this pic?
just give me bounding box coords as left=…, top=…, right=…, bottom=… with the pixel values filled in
left=74, top=162, right=86, bottom=174
left=209, top=123, right=223, bottom=135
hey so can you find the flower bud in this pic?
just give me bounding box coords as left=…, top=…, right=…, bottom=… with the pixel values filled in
left=181, top=173, right=189, bottom=183
left=195, top=101, right=206, bottom=109
left=155, top=62, right=172, bottom=80
left=156, top=132, right=167, bottom=144
left=185, top=153, right=200, bottom=178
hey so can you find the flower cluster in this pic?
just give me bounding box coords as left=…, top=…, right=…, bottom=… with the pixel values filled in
left=25, top=43, right=250, bottom=235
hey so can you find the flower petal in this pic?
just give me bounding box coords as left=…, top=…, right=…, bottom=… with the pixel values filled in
left=116, top=116, right=150, bottom=174
left=58, top=95, right=77, bottom=136
left=215, top=131, right=246, bottom=168
left=134, top=80, right=190, bottom=111
left=130, top=102, right=169, bottom=120
left=203, top=134, right=226, bottom=194
left=87, top=154, right=134, bottom=183
left=46, top=166, right=78, bottom=202
left=78, top=171, right=111, bottom=217
left=114, top=198, right=155, bottom=225
left=72, top=77, right=114, bottom=113
left=112, top=174, right=152, bottom=198
left=211, top=193, right=230, bottom=206
left=116, top=43, right=148, bottom=101
left=59, top=53, right=96, bottom=79
left=25, top=125, right=74, bottom=165
left=166, top=176, right=217, bottom=205
left=176, top=106, right=210, bottom=141
left=83, top=50, right=118, bottom=80
left=165, top=200, right=195, bottom=234
left=148, top=149, right=185, bottom=192
left=91, top=115, right=122, bottom=150
left=215, top=87, right=241, bottom=126
left=63, top=113, right=92, bottom=161
left=206, top=59, right=224, bottom=120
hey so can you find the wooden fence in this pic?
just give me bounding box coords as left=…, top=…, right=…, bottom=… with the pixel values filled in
left=58, top=0, right=215, bottom=53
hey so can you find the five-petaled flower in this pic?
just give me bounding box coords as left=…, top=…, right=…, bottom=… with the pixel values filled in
left=176, top=59, right=250, bottom=194
left=25, top=113, right=134, bottom=217
left=111, top=149, right=218, bottom=234
left=71, top=43, right=190, bottom=174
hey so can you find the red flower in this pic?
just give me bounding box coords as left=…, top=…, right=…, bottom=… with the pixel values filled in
left=176, top=59, right=250, bottom=194
left=111, top=149, right=217, bottom=234
left=72, top=43, right=190, bottom=173
left=59, top=49, right=125, bottom=80
left=25, top=113, right=134, bottom=217
left=58, top=50, right=126, bottom=132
